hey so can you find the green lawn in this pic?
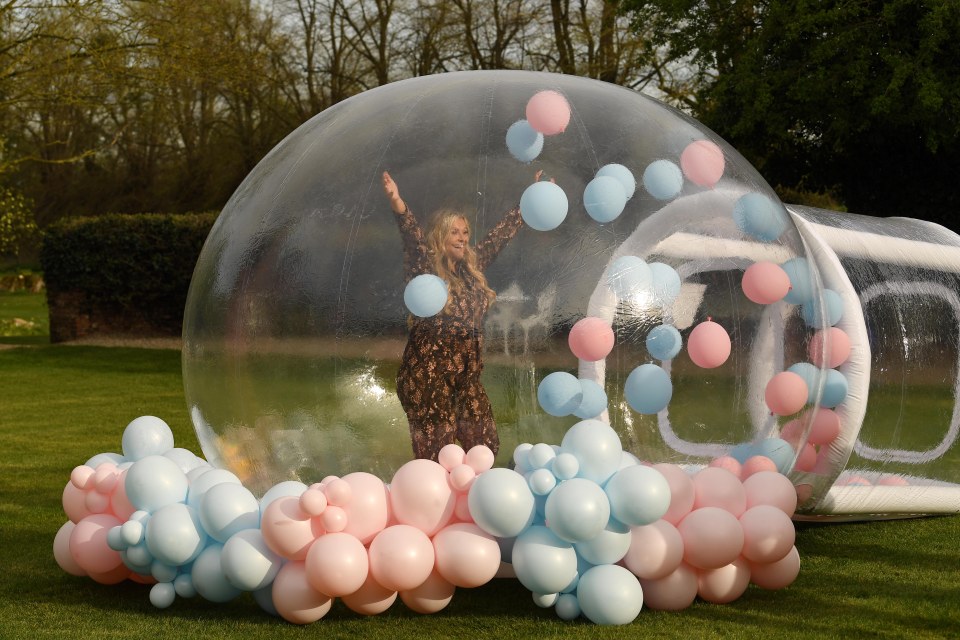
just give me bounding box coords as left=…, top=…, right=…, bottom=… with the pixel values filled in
left=0, top=288, right=49, bottom=345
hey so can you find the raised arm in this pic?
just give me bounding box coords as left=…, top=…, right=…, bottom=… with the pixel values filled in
left=475, top=170, right=546, bottom=270
left=383, top=171, right=430, bottom=279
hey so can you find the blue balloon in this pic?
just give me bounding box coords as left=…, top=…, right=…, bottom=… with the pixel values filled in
left=253, top=585, right=279, bottom=616
left=149, top=582, right=177, bottom=609
left=573, top=379, right=608, bottom=419
left=733, top=192, right=788, bottom=242
left=537, top=371, right=583, bottom=417
left=468, top=468, right=536, bottom=538
left=174, top=573, right=197, bottom=598
left=583, top=176, right=627, bottom=223
left=151, top=560, right=178, bottom=583
left=123, top=541, right=154, bottom=572
left=259, top=480, right=308, bottom=517
left=191, top=543, right=242, bottom=603
left=125, top=455, right=189, bottom=512
left=596, top=163, right=636, bottom=199
left=781, top=257, right=815, bottom=305
left=221, top=529, right=283, bottom=591
left=199, top=482, right=261, bottom=543
left=163, top=447, right=207, bottom=474
left=85, top=452, right=127, bottom=468
left=752, top=437, right=795, bottom=473
left=576, top=564, right=643, bottom=625
left=511, top=526, right=579, bottom=595
left=604, top=464, right=671, bottom=526
left=624, top=364, right=672, bottom=414
left=403, top=274, right=448, bottom=317
left=186, top=468, right=242, bottom=509
left=532, top=591, right=559, bottom=608
left=607, top=255, right=652, bottom=298
left=555, top=592, right=582, bottom=620
left=821, top=369, right=848, bottom=408
left=642, top=159, right=683, bottom=200
left=729, top=442, right=754, bottom=464
left=122, top=416, right=175, bottom=461
left=551, top=452, right=580, bottom=480
left=528, top=442, right=557, bottom=469
left=801, top=288, right=844, bottom=328
left=145, top=503, right=208, bottom=566
left=520, top=181, right=569, bottom=231
left=787, top=362, right=821, bottom=403
left=512, top=443, right=534, bottom=473
left=528, top=468, right=557, bottom=496
left=649, top=262, right=682, bottom=306
left=559, top=419, right=623, bottom=484
left=646, top=324, right=682, bottom=361
left=573, top=525, right=632, bottom=565
left=505, top=119, right=544, bottom=163
left=544, top=478, right=611, bottom=543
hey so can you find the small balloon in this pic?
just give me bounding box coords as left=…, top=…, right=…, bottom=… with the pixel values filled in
left=820, top=369, right=848, bottom=408
left=623, top=519, right=684, bottom=580
left=199, top=482, right=261, bottom=543
left=653, top=463, right=695, bottom=525
left=121, top=416, right=175, bottom=461
left=525, top=90, right=571, bottom=135
left=368, top=525, right=435, bottom=592
left=399, top=569, right=456, bottom=614
left=573, top=378, right=608, bottom=419
left=808, top=327, right=852, bottom=369
left=583, top=175, right=627, bottom=223
left=124, top=455, right=189, bottom=512
left=733, top=192, right=788, bottom=242
left=467, top=468, right=536, bottom=538
left=780, top=257, right=815, bottom=305
left=638, top=562, right=698, bottom=611
left=646, top=324, right=682, bottom=361
left=765, top=371, right=809, bottom=416
left=749, top=545, right=801, bottom=590
left=680, top=139, right=725, bottom=187
left=697, top=557, right=751, bottom=604
left=649, top=262, right=682, bottom=306
left=511, top=526, right=579, bottom=595
left=742, top=261, right=791, bottom=304
left=624, top=363, right=672, bottom=414
left=643, top=159, right=683, bottom=200
left=576, top=564, right=643, bottom=625
left=505, top=119, right=544, bottom=163
left=568, top=316, right=615, bottom=362
left=520, top=181, right=569, bottom=231
left=544, top=478, right=610, bottom=543
left=740, top=505, right=796, bottom=564
left=191, top=543, right=242, bottom=603
left=272, top=561, right=333, bottom=624
left=432, top=523, right=501, bottom=588
left=692, top=466, right=747, bottom=516
left=607, top=255, right=652, bottom=298
left=677, top=507, right=745, bottom=570
left=304, top=531, right=370, bottom=597
left=221, top=529, right=283, bottom=592
left=596, top=163, right=636, bottom=199
left=801, top=288, right=844, bottom=328
left=559, top=419, right=623, bottom=484
left=687, top=320, right=731, bottom=369
left=403, top=274, right=448, bottom=318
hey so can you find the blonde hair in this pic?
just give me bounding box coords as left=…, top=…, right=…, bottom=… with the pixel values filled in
left=426, top=209, right=496, bottom=314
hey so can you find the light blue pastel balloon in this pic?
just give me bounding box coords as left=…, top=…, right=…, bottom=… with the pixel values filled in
left=149, top=582, right=177, bottom=609
left=537, top=371, right=583, bottom=417
left=259, top=480, right=308, bottom=517
left=544, top=478, right=611, bottom=543
left=403, top=274, right=448, bottom=317
left=596, top=163, right=636, bottom=199
left=107, top=526, right=125, bottom=551
left=506, top=119, right=544, bottom=163
left=151, top=560, right=178, bottom=583
left=574, top=379, right=607, bottom=419
left=468, top=468, right=536, bottom=538
left=174, top=573, right=197, bottom=598
left=186, top=468, right=242, bottom=509
left=163, top=447, right=206, bottom=474
left=199, top=482, right=261, bottom=543
left=733, top=192, right=788, bottom=242
left=583, top=176, right=627, bottom=223
left=520, top=181, right=569, bottom=231
left=85, top=452, right=127, bottom=468
left=122, top=543, right=153, bottom=574
left=604, top=464, right=671, bottom=526
left=191, top=543, right=241, bottom=603
left=801, top=288, right=844, bottom=328
left=729, top=442, right=754, bottom=464
left=643, top=159, right=683, bottom=200
left=125, top=455, right=189, bottom=512
left=624, top=364, right=672, bottom=414
left=551, top=452, right=580, bottom=480
left=607, top=255, right=653, bottom=299
left=752, top=437, right=795, bottom=474
left=787, top=362, right=821, bottom=403
left=253, top=585, right=279, bottom=616
left=511, top=526, right=579, bottom=595
left=122, top=416, right=175, bottom=461
left=573, top=525, right=632, bottom=565
left=221, top=529, right=283, bottom=591
left=781, top=257, right=815, bottom=305
left=528, top=442, right=557, bottom=469
left=145, top=502, right=208, bottom=566
left=513, top=443, right=534, bottom=474
left=821, top=369, right=848, bottom=408
left=576, top=564, right=643, bottom=625
left=649, top=262, right=682, bottom=306
left=528, top=468, right=557, bottom=496
left=555, top=592, right=582, bottom=620
left=559, top=419, right=623, bottom=484
left=532, top=591, right=559, bottom=608
left=646, top=324, right=682, bottom=361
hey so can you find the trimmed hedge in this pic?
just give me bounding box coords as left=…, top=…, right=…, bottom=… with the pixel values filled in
left=41, top=212, right=217, bottom=342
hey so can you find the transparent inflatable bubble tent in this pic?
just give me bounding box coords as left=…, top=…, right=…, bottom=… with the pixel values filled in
left=183, top=70, right=960, bottom=519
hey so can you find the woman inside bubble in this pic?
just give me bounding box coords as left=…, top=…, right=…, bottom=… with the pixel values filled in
left=382, top=169, right=543, bottom=461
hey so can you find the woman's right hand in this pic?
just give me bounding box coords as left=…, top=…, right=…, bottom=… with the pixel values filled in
left=382, top=171, right=405, bottom=212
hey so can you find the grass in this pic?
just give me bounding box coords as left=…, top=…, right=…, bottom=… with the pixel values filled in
left=0, top=288, right=49, bottom=345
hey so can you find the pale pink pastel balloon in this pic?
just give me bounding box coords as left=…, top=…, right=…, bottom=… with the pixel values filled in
left=53, top=521, right=86, bottom=577
left=93, top=464, right=119, bottom=494
left=623, top=519, right=684, bottom=580
left=765, top=371, right=808, bottom=416
left=84, top=490, right=111, bottom=514
left=399, top=569, right=456, bottom=614
left=708, top=456, right=742, bottom=478
left=739, top=505, right=795, bottom=564
left=87, top=563, right=132, bottom=585
left=438, top=444, right=466, bottom=471
left=638, top=562, right=698, bottom=611
left=465, top=445, right=495, bottom=473
left=749, top=545, right=800, bottom=590
left=678, top=507, right=744, bottom=570
left=340, top=572, right=398, bottom=615
left=807, top=408, right=841, bottom=446
left=71, top=465, right=96, bottom=490
left=324, top=478, right=353, bottom=507
left=368, top=524, right=436, bottom=592
left=340, top=472, right=391, bottom=545
left=62, top=481, right=92, bottom=524
left=795, top=483, right=814, bottom=505
left=692, top=467, right=746, bottom=516
left=697, top=557, right=751, bottom=604
left=433, top=522, right=501, bottom=588
left=390, top=459, right=455, bottom=536
left=109, top=470, right=135, bottom=520
left=69, top=513, right=123, bottom=575
left=742, top=471, right=798, bottom=516
left=299, top=488, right=328, bottom=517
left=653, top=463, right=696, bottom=525
left=808, top=327, right=851, bottom=368
left=687, top=320, right=731, bottom=369
left=448, top=464, right=476, bottom=493
left=741, top=455, right=779, bottom=479
left=261, top=496, right=324, bottom=561
left=322, top=505, right=347, bottom=532
left=741, top=262, right=791, bottom=304
left=568, top=316, right=615, bottom=362
left=453, top=493, right=473, bottom=523
left=878, top=475, right=910, bottom=486
left=793, top=443, right=817, bottom=472
left=525, top=90, right=571, bottom=135
left=272, top=561, right=333, bottom=624
left=305, top=532, right=370, bottom=597
left=680, top=139, right=725, bottom=187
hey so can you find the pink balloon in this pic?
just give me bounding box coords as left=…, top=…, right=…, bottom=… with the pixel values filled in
left=795, top=483, right=814, bottom=506
left=304, top=532, right=369, bottom=597
left=340, top=572, right=398, bottom=615
left=638, top=562, right=698, bottom=611
left=525, top=90, right=571, bottom=135
left=453, top=493, right=473, bottom=523
left=399, top=569, right=456, bottom=614
left=109, top=470, right=135, bottom=520
left=808, top=327, right=851, bottom=368
left=324, top=478, right=352, bottom=507
left=793, top=443, right=817, bottom=472
left=878, top=475, right=910, bottom=486
left=299, top=488, right=328, bottom=517
left=680, top=139, right=725, bottom=188
left=88, top=563, right=133, bottom=585
left=741, top=262, right=791, bottom=305
left=433, top=523, right=501, bottom=588
left=568, top=316, right=615, bottom=362
left=272, top=561, right=333, bottom=624
left=741, top=455, right=779, bottom=479
left=261, top=496, right=324, bottom=561
left=93, top=464, right=119, bottom=493
left=708, top=456, right=742, bottom=478
left=743, top=471, right=798, bottom=516
left=750, top=545, right=800, bottom=590
left=69, top=513, right=123, bottom=575
left=71, top=465, right=95, bottom=490
left=740, top=505, right=795, bottom=563
left=622, top=519, right=684, bottom=580
left=437, top=444, right=465, bottom=471
left=678, top=507, right=744, bottom=570
left=368, top=524, right=436, bottom=592
left=697, top=557, right=751, bottom=604
left=765, top=371, right=808, bottom=416
left=62, top=481, right=93, bottom=524
left=53, top=521, right=86, bottom=577
left=448, top=464, right=476, bottom=493
left=653, top=463, right=695, bottom=525
left=85, top=490, right=111, bottom=514
left=687, top=320, right=731, bottom=369
left=340, top=472, right=391, bottom=545
left=465, top=445, right=495, bottom=473
left=692, top=467, right=746, bottom=516
left=389, top=459, right=455, bottom=536
left=807, top=408, right=841, bottom=445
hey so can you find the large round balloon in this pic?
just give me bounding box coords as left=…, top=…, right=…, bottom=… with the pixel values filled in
left=182, top=70, right=824, bottom=495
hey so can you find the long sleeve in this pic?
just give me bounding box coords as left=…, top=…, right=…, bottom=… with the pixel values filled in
left=393, top=206, right=432, bottom=281
left=475, top=206, right=523, bottom=271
